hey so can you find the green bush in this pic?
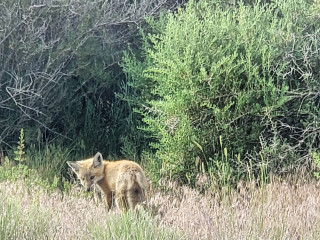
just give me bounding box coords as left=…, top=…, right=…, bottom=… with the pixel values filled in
left=123, top=0, right=320, bottom=184
left=0, top=0, right=183, bottom=158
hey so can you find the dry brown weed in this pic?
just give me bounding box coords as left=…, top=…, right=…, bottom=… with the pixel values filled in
left=1, top=179, right=320, bottom=239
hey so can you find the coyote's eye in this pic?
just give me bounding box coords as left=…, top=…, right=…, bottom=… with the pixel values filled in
left=82, top=177, right=85, bottom=181
left=90, top=176, right=95, bottom=180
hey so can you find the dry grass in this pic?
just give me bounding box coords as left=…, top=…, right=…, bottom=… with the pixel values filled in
left=1, top=178, right=320, bottom=239
left=0, top=180, right=182, bottom=240
left=151, top=180, right=320, bottom=239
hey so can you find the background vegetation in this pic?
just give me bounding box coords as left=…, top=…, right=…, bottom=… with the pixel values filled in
left=1, top=1, right=320, bottom=239
left=123, top=0, right=320, bottom=185
left=1, top=0, right=320, bottom=187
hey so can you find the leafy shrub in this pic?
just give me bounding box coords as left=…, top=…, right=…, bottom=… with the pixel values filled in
left=0, top=0, right=183, bottom=156
left=313, top=152, right=320, bottom=179
left=123, top=0, right=320, bottom=184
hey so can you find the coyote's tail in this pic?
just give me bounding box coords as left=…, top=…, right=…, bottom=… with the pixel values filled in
left=134, top=171, right=149, bottom=191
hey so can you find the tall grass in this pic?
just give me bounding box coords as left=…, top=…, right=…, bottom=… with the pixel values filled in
left=153, top=179, right=320, bottom=239
left=0, top=179, right=184, bottom=240
left=1, top=176, right=320, bottom=239
left=89, top=210, right=183, bottom=240
left=26, top=144, right=74, bottom=186
left=0, top=187, right=51, bottom=240
left=1, top=139, right=320, bottom=239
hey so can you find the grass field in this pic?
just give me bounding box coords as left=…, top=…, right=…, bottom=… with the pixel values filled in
left=1, top=177, right=320, bottom=239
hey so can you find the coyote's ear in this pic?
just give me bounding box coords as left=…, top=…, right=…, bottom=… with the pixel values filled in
left=93, top=152, right=103, bottom=168
left=67, top=161, right=81, bottom=173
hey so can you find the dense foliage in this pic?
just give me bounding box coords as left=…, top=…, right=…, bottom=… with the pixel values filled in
left=123, top=0, right=320, bottom=183
left=0, top=0, right=181, bottom=156
left=1, top=0, right=320, bottom=185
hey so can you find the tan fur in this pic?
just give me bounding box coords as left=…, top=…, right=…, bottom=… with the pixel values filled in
left=67, top=152, right=148, bottom=211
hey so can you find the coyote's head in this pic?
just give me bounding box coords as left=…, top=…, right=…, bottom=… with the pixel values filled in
left=67, top=152, right=104, bottom=191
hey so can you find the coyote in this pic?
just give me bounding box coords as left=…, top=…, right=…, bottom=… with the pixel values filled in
left=67, top=152, right=148, bottom=211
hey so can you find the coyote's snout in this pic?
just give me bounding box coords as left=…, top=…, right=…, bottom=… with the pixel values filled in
left=67, top=152, right=148, bottom=211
